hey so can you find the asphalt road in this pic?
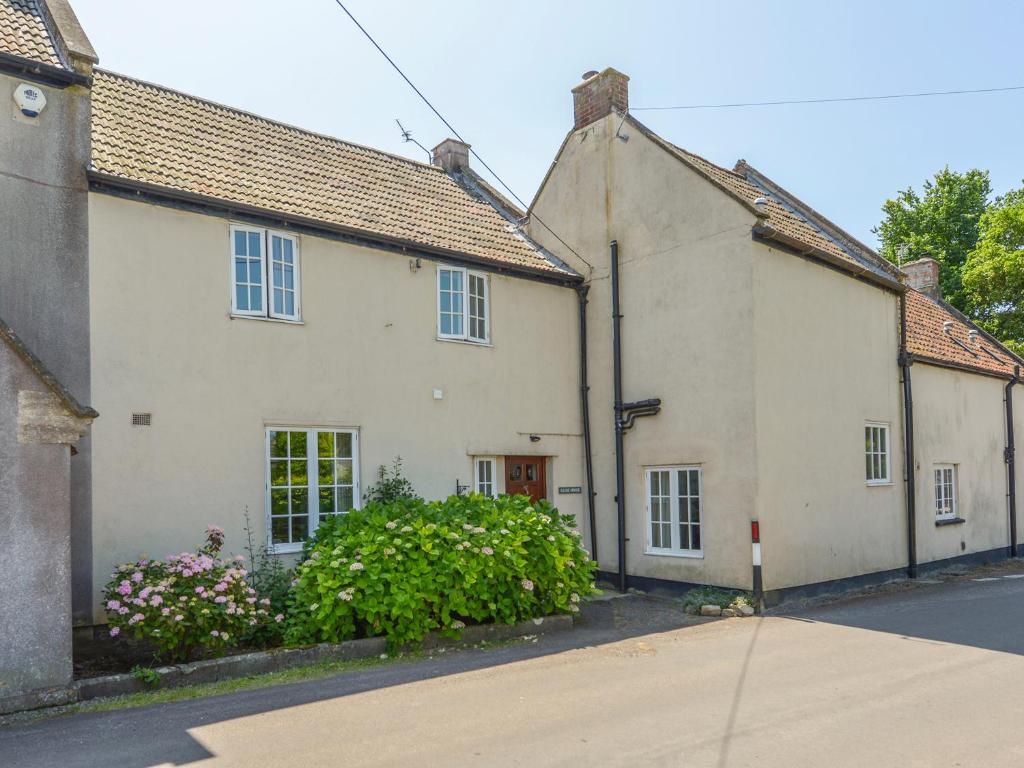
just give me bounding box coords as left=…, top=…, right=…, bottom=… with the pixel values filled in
left=5, top=570, right=1024, bottom=767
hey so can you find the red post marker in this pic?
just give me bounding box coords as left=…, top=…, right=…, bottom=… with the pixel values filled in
left=751, top=519, right=763, bottom=612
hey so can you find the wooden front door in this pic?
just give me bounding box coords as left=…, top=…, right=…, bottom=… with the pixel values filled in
left=504, top=456, right=547, bottom=502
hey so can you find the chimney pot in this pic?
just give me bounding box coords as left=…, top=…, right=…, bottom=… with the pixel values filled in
left=901, top=257, right=941, bottom=300
left=431, top=138, right=470, bottom=173
left=571, top=67, right=629, bottom=131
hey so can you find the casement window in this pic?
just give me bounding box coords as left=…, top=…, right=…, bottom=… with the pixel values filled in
left=231, top=226, right=300, bottom=321
left=266, top=428, right=359, bottom=553
left=646, top=466, right=703, bottom=556
left=865, top=422, right=891, bottom=485
left=437, top=266, right=488, bottom=343
left=934, top=464, right=958, bottom=521
left=474, top=457, right=497, bottom=497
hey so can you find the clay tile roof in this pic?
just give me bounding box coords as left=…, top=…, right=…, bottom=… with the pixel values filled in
left=0, top=0, right=66, bottom=68
left=89, top=70, right=575, bottom=279
left=906, top=289, right=1021, bottom=378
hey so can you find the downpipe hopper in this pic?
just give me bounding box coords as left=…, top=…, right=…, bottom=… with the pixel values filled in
left=617, top=398, right=661, bottom=432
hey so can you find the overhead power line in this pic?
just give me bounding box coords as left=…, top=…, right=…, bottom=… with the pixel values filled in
left=632, top=85, right=1024, bottom=111
left=331, top=1, right=591, bottom=269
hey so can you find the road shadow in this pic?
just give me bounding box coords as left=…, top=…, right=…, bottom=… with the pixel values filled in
left=0, top=595, right=704, bottom=768
left=777, top=572, right=1024, bottom=656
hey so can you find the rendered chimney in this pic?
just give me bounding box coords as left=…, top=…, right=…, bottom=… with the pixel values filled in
left=901, top=257, right=941, bottom=299
left=572, top=68, right=629, bottom=130
left=431, top=138, right=470, bottom=173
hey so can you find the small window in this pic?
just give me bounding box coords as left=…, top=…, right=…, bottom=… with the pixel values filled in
left=646, top=466, right=702, bottom=556
left=934, top=464, right=958, bottom=521
left=267, top=427, right=358, bottom=553
left=437, top=266, right=488, bottom=343
left=474, top=457, right=497, bottom=497
left=231, top=226, right=300, bottom=321
left=865, top=422, right=891, bottom=485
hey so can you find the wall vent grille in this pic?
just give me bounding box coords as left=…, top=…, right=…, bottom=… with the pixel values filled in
left=131, top=413, right=152, bottom=426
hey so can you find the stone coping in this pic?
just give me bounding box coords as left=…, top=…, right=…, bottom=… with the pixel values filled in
left=1, top=614, right=573, bottom=715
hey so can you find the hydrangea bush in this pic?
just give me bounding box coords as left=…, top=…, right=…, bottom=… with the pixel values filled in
left=285, top=494, right=597, bottom=648
left=102, top=525, right=271, bottom=660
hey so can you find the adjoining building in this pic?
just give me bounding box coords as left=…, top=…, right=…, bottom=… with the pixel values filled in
left=0, top=4, right=1020, bottom=632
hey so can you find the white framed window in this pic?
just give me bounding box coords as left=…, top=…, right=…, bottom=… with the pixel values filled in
left=865, top=422, right=891, bottom=485
left=645, top=466, right=703, bottom=557
left=474, top=457, right=497, bottom=497
left=437, top=266, right=488, bottom=343
left=231, top=225, right=301, bottom=321
left=266, top=427, right=359, bottom=553
left=934, top=464, right=958, bottom=521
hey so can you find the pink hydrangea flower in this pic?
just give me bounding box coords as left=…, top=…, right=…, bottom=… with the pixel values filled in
left=215, top=596, right=227, bottom=604
left=245, top=596, right=257, bottom=604
left=481, top=547, right=494, bottom=556
left=109, top=626, right=120, bottom=637
left=274, top=614, right=284, bottom=623
left=213, top=582, right=227, bottom=592
left=149, top=595, right=163, bottom=606
left=131, top=572, right=144, bottom=583
left=161, top=607, right=171, bottom=616
left=174, top=615, right=184, bottom=621
left=117, top=581, right=132, bottom=596
left=521, top=579, right=534, bottom=591
left=118, top=606, right=129, bottom=615
left=210, top=630, right=220, bottom=637
left=349, top=562, right=364, bottom=571
left=106, top=599, right=121, bottom=610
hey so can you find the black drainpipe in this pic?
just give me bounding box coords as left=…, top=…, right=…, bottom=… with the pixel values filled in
left=611, top=240, right=628, bottom=592
left=576, top=285, right=598, bottom=561
left=1007, top=365, right=1020, bottom=558
left=899, top=292, right=917, bottom=578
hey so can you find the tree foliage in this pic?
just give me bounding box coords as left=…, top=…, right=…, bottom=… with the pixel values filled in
left=962, top=188, right=1024, bottom=357
left=875, top=167, right=991, bottom=309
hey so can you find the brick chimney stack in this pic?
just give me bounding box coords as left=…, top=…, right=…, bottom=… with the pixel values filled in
left=572, top=68, right=629, bottom=130
left=902, top=257, right=941, bottom=299
left=431, top=138, right=470, bottom=173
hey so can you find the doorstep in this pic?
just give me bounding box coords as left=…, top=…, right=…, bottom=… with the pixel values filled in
left=5, top=614, right=574, bottom=714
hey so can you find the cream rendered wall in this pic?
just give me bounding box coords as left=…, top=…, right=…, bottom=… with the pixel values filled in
left=530, top=114, right=760, bottom=588
left=88, top=193, right=584, bottom=622
left=912, top=364, right=1009, bottom=564
left=752, top=249, right=906, bottom=591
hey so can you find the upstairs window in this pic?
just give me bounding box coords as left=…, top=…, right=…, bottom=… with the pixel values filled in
left=231, top=226, right=300, bottom=321
left=865, top=422, right=891, bottom=485
left=438, top=266, right=488, bottom=343
left=934, top=464, right=958, bottom=521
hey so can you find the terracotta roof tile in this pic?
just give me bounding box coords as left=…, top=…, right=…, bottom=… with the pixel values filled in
left=0, top=0, right=65, bottom=68
left=89, top=70, right=575, bottom=278
left=906, top=289, right=1020, bottom=377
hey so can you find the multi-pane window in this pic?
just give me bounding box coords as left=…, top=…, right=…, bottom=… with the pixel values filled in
left=646, top=466, right=703, bottom=556
left=267, top=428, right=358, bottom=552
left=865, top=422, right=891, bottom=485
left=438, top=266, right=488, bottom=343
left=231, top=226, right=300, bottom=321
left=475, top=457, right=497, bottom=497
left=934, top=465, right=957, bottom=520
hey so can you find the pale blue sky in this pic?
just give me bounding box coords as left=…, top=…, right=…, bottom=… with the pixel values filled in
left=73, top=0, right=1024, bottom=246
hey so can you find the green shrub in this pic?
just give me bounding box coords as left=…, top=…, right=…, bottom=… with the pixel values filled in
left=241, top=511, right=293, bottom=646
left=285, top=494, right=596, bottom=648
left=103, top=526, right=270, bottom=660
left=364, top=456, right=420, bottom=505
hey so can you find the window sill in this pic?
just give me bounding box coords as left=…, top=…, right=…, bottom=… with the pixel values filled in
left=935, top=517, right=966, bottom=527
left=645, top=548, right=704, bottom=560
left=268, top=542, right=304, bottom=555
left=866, top=480, right=894, bottom=487
left=436, top=336, right=493, bottom=348
left=230, top=314, right=304, bottom=326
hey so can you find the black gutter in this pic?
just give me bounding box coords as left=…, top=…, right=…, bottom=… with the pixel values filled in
left=899, top=292, right=917, bottom=578
left=1008, top=365, right=1020, bottom=557
left=87, top=172, right=582, bottom=288
left=0, top=51, right=91, bottom=88
left=576, top=285, right=598, bottom=561
left=611, top=240, right=628, bottom=592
